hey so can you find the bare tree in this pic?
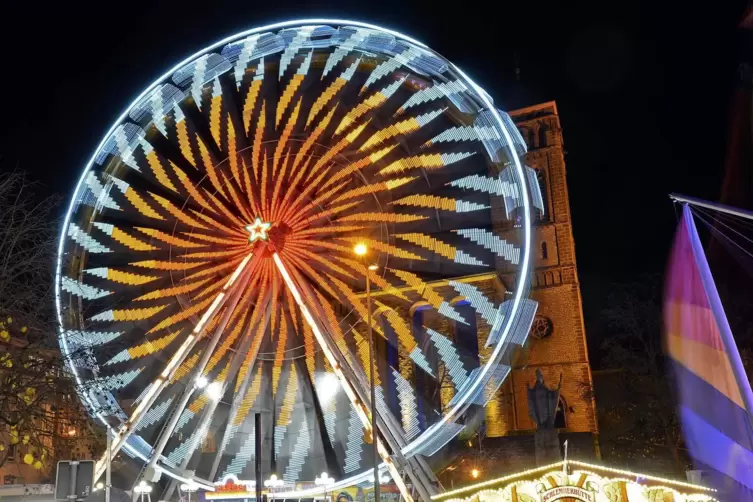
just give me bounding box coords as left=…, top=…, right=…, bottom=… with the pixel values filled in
left=595, top=274, right=687, bottom=474
left=0, top=169, right=103, bottom=476
left=0, top=170, right=60, bottom=327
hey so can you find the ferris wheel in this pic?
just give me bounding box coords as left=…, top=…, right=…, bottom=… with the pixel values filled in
left=55, top=20, right=539, bottom=501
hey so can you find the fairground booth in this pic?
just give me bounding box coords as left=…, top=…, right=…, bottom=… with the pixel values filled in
left=432, top=461, right=716, bottom=502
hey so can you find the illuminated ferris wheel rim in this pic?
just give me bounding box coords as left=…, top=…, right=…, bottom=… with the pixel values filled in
left=54, top=17, right=534, bottom=490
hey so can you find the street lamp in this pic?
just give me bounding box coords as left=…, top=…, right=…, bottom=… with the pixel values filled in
left=314, top=472, right=335, bottom=502
left=180, top=482, right=199, bottom=502
left=134, top=481, right=152, bottom=502
left=354, top=243, right=368, bottom=256
left=264, top=474, right=284, bottom=502
left=353, top=243, right=379, bottom=502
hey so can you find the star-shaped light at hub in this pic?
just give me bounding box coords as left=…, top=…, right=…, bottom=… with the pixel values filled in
left=244, top=218, right=271, bottom=243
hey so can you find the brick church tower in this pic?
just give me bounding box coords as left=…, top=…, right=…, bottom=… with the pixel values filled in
left=451, top=101, right=598, bottom=479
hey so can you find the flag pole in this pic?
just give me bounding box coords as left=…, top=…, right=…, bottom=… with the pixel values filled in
left=670, top=193, right=753, bottom=222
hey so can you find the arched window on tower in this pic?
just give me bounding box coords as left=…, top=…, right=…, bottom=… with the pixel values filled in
left=534, top=168, right=549, bottom=221
left=538, top=123, right=549, bottom=148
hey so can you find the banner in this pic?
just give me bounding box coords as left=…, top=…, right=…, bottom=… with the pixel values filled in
left=664, top=205, right=753, bottom=500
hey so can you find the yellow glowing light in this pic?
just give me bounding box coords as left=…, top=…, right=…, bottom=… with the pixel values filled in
left=245, top=218, right=272, bottom=243
left=354, top=243, right=368, bottom=256
left=471, top=469, right=480, bottom=479
left=432, top=460, right=716, bottom=501
left=368, top=264, right=379, bottom=271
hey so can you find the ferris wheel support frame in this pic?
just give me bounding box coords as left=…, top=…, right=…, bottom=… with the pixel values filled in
left=207, top=292, right=273, bottom=482
left=279, top=264, right=439, bottom=498
left=94, top=252, right=256, bottom=482
left=139, top=251, right=263, bottom=485
left=273, top=253, right=438, bottom=502
left=163, top=289, right=273, bottom=501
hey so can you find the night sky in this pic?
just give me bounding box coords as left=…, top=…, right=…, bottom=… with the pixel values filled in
left=0, top=0, right=747, bottom=319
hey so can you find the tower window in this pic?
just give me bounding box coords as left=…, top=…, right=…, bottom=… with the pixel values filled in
left=538, top=124, right=549, bottom=148
left=541, top=241, right=548, bottom=260
left=534, top=168, right=549, bottom=221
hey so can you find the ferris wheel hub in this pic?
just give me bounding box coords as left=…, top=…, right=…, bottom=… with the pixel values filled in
left=244, top=218, right=271, bottom=243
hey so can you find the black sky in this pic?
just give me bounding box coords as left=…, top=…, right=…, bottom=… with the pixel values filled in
left=0, top=0, right=747, bottom=313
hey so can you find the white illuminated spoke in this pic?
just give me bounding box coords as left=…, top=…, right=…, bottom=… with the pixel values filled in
left=94, top=253, right=254, bottom=481
left=272, top=253, right=414, bottom=502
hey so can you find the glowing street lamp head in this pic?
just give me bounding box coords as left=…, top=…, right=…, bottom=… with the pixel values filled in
left=471, top=468, right=480, bottom=479
left=245, top=217, right=271, bottom=243
left=368, top=264, right=379, bottom=271
left=354, top=243, right=368, bottom=256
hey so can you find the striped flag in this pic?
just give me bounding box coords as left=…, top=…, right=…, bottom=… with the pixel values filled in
left=664, top=204, right=753, bottom=500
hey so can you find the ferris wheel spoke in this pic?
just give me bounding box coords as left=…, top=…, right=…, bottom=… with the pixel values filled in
left=93, top=251, right=255, bottom=481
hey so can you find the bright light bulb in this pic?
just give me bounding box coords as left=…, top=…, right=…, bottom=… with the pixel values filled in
left=354, top=243, right=367, bottom=256
left=195, top=376, right=208, bottom=389
left=206, top=382, right=223, bottom=400
left=317, top=373, right=340, bottom=406
left=471, top=468, right=480, bottom=479
left=368, top=264, right=378, bottom=271
left=96, top=483, right=104, bottom=490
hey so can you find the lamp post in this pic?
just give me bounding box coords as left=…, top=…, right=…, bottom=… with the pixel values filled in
left=314, top=472, right=335, bottom=502
left=353, top=243, right=379, bottom=502
left=264, top=474, right=284, bottom=502
left=180, top=482, right=199, bottom=502
left=134, top=481, right=152, bottom=502
left=367, top=471, right=390, bottom=498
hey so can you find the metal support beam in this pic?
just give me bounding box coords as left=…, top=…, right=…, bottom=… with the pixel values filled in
left=94, top=253, right=255, bottom=482
left=162, top=267, right=264, bottom=501
left=207, top=294, right=272, bottom=481
left=273, top=254, right=438, bottom=501
left=670, top=193, right=753, bottom=221
left=143, top=254, right=261, bottom=481
left=282, top=264, right=438, bottom=500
